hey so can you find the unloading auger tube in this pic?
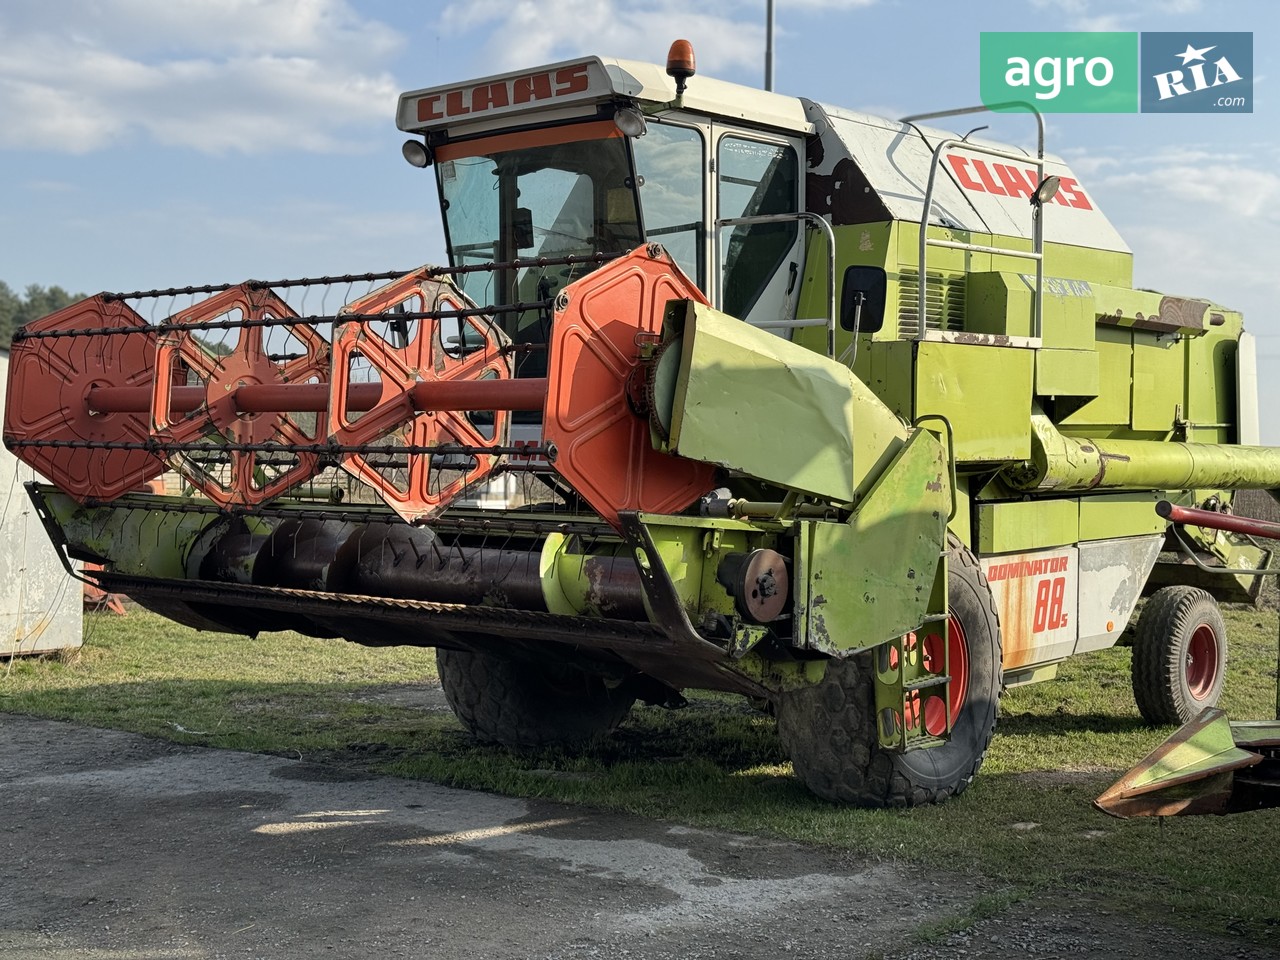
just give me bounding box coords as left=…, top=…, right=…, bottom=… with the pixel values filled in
left=1006, top=415, right=1280, bottom=493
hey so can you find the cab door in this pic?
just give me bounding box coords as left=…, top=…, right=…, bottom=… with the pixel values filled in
left=712, top=129, right=805, bottom=331
left=632, top=119, right=805, bottom=332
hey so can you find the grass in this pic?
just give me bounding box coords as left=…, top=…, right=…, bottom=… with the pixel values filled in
left=4, top=604, right=1280, bottom=941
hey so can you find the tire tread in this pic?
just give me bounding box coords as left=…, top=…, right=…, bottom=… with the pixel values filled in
left=778, top=535, right=1002, bottom=807
left=1132, top=585, right=1226, bottom=725
left=436, top=647, right=634, bottom=749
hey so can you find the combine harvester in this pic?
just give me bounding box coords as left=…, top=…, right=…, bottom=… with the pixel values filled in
left=7, top=42, right=1280, bottom=807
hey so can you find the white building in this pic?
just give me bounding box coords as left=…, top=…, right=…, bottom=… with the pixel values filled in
left=0, top=346, right=84, bottom=656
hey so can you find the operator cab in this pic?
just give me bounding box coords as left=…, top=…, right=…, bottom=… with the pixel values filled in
left=397, top=48, right=814, bottom=389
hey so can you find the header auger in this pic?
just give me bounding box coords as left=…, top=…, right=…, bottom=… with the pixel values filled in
left=7, top=40, right=1280, bottom=807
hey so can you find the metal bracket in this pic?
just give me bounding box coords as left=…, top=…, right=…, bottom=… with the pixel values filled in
left=871, top=623, right=951, bottom=752
left=617, top=511, right=728, bottom=662
left=1168, top=523, right=1275, bottom=578
left=23, top=482, right=98, bottom=589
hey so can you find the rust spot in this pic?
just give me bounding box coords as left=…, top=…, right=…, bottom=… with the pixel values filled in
left=1090, top=457, right=1107, bottom=489
left=810, top=610, right=830, bottom=649
left=949, top=332, right=1013, bottom=347
left=995, top=568, right=1033, bottom=669
left=1158, top=295, right=1209, bottom=331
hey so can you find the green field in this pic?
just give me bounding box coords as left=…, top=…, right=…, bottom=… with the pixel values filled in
left=3, top=606, right=1278, bottom=939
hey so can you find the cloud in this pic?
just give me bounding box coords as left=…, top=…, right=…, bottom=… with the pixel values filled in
left=1098, top=155, right=1280, bottom=219
left=776, top=0, right=877, bottom=6
left=0, top=0, right=403, bottom=154
left=1027, top=0, right=1205, bottom=31
left=1072, top=13, right=1133, bottom=31
left=1057, top=149, right=1121, bottom=177
left=440, top=0, right=780, bottom=75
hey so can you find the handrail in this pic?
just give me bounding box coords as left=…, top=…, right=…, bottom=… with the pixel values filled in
left=914, top=414, right=958, bottom=522
left=899, top=103, right=1047, bottom=341
left=716, top=212, right=838, bottom=359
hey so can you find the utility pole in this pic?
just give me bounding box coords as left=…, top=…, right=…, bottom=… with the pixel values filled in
left=765, top=0, right=775, bottom=91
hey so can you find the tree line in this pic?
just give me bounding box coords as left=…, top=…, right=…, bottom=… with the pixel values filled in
left=1, top=282, right=85, bottom=348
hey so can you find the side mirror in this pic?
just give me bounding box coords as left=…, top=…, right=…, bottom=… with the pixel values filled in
left=513, top=207, right=535, bottom=250
left=840, top=266, right=887, bottom=334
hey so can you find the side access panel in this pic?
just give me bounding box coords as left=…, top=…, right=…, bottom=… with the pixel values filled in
left=797, top=429, right=949, bottom=656
left=1074, top=535, right=1163, bottom=654
left=981, top=546, right=1078, bottom=671
left=914, top=341, right=1033, bottom=463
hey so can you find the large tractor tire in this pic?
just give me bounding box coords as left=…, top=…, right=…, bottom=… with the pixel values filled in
left=1131, top=586, right=1227, bottom=726
left=436, top=646, right=635, bottom=750
left=777, top=537, right=1002, bottom=807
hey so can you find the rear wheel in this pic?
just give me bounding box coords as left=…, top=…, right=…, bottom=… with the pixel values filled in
left=436, top=646, right=635, bottom=749
left=1131, top=586, right=1227, bottom=725
left=777, top=537, right=1001, bottom=807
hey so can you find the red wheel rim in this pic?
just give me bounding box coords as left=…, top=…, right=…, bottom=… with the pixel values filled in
left=921, top=614, right=970, bottom=737
left=1185, top=623, right=1220, bottom=700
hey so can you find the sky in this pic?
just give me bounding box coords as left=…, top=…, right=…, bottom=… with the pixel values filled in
left=1, top=0, right=1276, bottom=434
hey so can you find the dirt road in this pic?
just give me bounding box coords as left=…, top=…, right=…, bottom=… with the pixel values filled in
left=2, top=716, right=1275, bottom=959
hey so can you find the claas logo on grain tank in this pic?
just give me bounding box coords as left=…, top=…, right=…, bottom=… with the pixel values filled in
left=944, top=154, right=1093, bottom=210
left=417, top=64, right=592, bottom=122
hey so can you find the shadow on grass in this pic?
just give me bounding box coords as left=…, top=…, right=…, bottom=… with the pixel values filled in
left=995, top=711, right=1153, bottom=736
left=4, top=676, right=1162, bottom=781
left=0, top=678, right=788, bottom=778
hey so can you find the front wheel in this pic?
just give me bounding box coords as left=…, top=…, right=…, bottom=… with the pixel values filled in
left=436, top=646, right=635, bottom=750
left=777, top=537, right=1002, bottom=807
left=1131, top=586, right=1227, bottom=726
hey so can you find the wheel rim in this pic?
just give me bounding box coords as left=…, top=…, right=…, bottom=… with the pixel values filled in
left=1185, top=623, right=1220, bottom=700
left=921, top=614, right=970, bottom=737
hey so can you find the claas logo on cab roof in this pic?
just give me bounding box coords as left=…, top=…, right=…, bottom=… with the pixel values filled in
left=417, top=63, right=592, bottom=123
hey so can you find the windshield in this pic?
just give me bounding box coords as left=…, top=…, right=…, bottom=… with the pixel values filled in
left=436, top=122, right=644, bottom=379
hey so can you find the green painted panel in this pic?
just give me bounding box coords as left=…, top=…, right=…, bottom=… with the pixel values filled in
left=1186, top=326, right=1237, bottom=432
left=1093, top=284, right=1181, bottom=331
left=1131, top=333, right=1183, bottom=432
left=977, top=498, right=1079, bottom=554
left=666, top=301, right=909, bottom=504
left=965, top=272, right=1031, bottom=339
left=803, top=429, right=948, bottom=655
left=867, top=339, right=914, bottom=421
left=1077, top=492, right=1167, bottom=542
left=1040, top=279, right=1096, bottom=350
left=1041, top=243, right=1132, bottom=288
left=1036, top=347, right=1099, bottom=398
left=915, top=342, right=1033, bottom=462
left=794, top=221, right=895, bottom=357
left=965, top=271, right=1097, bottom=348
left=1059, top=326, right=1131, bottom=428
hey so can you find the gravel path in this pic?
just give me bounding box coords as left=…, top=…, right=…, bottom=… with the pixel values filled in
left=2, top=715, right=1275, bottom=959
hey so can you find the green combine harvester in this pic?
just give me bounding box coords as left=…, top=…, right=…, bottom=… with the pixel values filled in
left=7, top=41, right=1279, bottom=808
